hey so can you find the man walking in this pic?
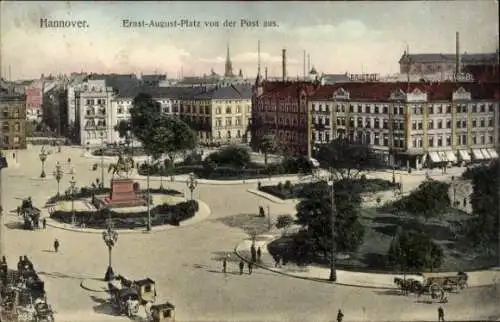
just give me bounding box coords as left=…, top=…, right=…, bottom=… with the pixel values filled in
left=438, top=306, right=445, bottom=322
left=54, top=238, right=60, bottom=253
left=42, top=218, right=47, bottom=229
left=239, top=260, right=244, bottom=275
left=248, top=261, right=253, bottom=275
left=222, top=257, right=227, bottom=274
left=337, top=309, right=344, bottom=322
left=250, top=244, right=256, bottom=262
left=257, top=247, right=262, bottom=262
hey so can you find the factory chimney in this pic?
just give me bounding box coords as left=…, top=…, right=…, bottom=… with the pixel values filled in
left=282, top=49, right=287, bottom=81
left=455, top=32, right=461, bottom=75
left=303, top=50, right=306, bottom=79
left=265, top=67, right=268, bottom=80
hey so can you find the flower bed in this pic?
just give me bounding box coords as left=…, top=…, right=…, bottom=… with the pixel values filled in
left=50, top=200, right=199, bottom=229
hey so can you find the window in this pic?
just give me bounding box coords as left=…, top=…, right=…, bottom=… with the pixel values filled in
left=428, top=120, right=434, bottom=129
left=446, top=120, right=451, bottom=128
left=13, top=136, right=20, bottom=144
left=383, top=119, right=388, bottom=129
left=428, top=137, right=434, bottom=147
left=472, top=135, right=477, bottom=144
left=489, top=135, right=493, bottom=143
left=437, top=137, right=442, bottom=147
left=489, top=104, right=494, bottom=113
left=383, top=106, right=388, bottom=114
left=216, top=108, right=221, bottom=114
left=446, top=136, right=451, bottom=146
left=488, top=118, right=493, bottom=127
left=472, top=119, right=477, bottom=127
left=226, top=118, right=232, bottom=126
left=481, top=135, right=485, bottom=144
left=235, top=117, right=241, bottom=126
left=2, top=123, right=9, bottom=132
left=399, top=107, right=404, bottom=115
left=480, top=119, right=485, bottom=127
left=472, top=104, right=477, bottom=113
left=461, top=120, right=467, bottom=128
left=461, top=134, right=467, bottom=145
left=429, top=106, right=434, bottom=114
left=237, top=130, right=241, bottom=138
left=437, top=120, right=442, bottom=129
left=412, top=138, right=417, bottom=148
left=216, top=118, right=222, bottom=127
left=418, top=121, right=423, bottom=130
left=456, top=120, right=461, bottom=128
left=412, top=121, right=417, bottom=130
left=227, top=130, right=231, bottom=138
left=446, top=105, right=451, bottom=113
left=375, top=106, right=379, bottom=114
left=236, top=106, right=241, bottom=113
left=217, top=131, right=221, bottom=139
left=438, top=105, right=443, bottom=114
left=480, top=104, right=485, bottom=113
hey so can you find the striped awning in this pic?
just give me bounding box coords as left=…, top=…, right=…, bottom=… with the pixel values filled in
left=487, top=148, right=498, bottom=159
left=481, top=149, right=491, bottom=159
left=458, top=150, right=471, bottom=161
left=438, top=151, right=448, bottom=162
left=472, top=149, right=485, bottom=160
left=445, top=151, right=457, bottom=162
left=429, top=152, right=441, bottom=163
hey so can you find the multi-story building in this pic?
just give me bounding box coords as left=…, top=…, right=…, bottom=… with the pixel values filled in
left=0, top=90, right=27, bottom=150
left=25, top=85, right=43, bottom=121
left=307, top=82, right=499, bottom=169
left=252, top=80, right=319, bottom=156
left=181, top=85, right=252, bottom=145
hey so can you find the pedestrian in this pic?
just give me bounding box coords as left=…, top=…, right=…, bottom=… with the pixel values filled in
left=337, top=309, right=344, bottom=322
left=463, top=197, right=467, bottom=207
left=53, top=238, right=60, bottom=253
left=42, top=218, right=47, bottom=229
left=438, top=306, right=445, bottom=322
left=257, top=247, right=262, bottom=262
left=239, top=260, right=244, bottom=275
left=222, top=258, right=227, bottom=274
left=17, top=256, right=23, bottom=271
left=250, top=244, right=257, bottom=262
left=248, top=261, right=253, bottom=275
left=275, top=255, right=281, bottom=268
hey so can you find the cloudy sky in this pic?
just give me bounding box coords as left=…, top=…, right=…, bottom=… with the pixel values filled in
left=1, top=1, right=498, bottom=80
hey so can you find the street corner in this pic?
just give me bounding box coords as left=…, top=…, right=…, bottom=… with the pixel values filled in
left=80, top=278, right=109, bottom=293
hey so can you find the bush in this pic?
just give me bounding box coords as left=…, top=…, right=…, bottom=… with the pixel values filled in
left=276, top=215, right=294, bottom=229
left=206, top=145, right=251, bottom=167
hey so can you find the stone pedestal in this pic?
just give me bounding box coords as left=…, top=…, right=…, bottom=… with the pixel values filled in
left=98, top=178, right=146, bottom=208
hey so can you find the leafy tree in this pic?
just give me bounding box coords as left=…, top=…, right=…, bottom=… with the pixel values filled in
left=114, top=119, right=133, bottom=150
left=467, top=160, right=499, bottom=255
left=294, top=180, right=365, bottom=262
left=259, top=134, right=277, bottom=165
left=206, top=145, right=250, bottom=168
left=387, top=228, right=443, bottom=272
left=129, top=93, right=162, bottom=144
left=393, top=180, right=451, bottom=221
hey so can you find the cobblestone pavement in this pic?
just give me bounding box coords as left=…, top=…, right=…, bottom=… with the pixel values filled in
left=1, top=147, right=498, bottom=322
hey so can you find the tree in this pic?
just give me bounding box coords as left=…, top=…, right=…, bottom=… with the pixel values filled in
left=129, top=93, right=162, bottom=144
left=387, top=228, right=443, bottom=272
left=259, top=134, right=277, bottom=165
left=206, top=145, right=250, bottom=168
left=394, top=180, right=451, bottom=222
left=114, top=119, right=133, bottom=150
left=294, top=180, right=365, bottom=265
left=467, top=160, right=499, bottom=255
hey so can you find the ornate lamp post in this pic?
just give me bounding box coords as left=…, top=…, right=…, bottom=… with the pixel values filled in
left=69, top=176, right=77, bottom=226
left=39, top=147, right=48, bottom=178
left=186, top=173, right=198, bottom=200
left=102, top=214, right=118, bottom=281
left=0, top=152, right=8, bottom=257
left=53, top=162, right=63, bottom=196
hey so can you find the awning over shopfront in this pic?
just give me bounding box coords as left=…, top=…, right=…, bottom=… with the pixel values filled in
left=438, top=151, right=448, bottom=162
left=429, top=152, right=441, bottom=163
left=480, top=149, right=491, bottom=159
left=458, top=150, right=471, bottom=161
left=472, top=149, right=485, bottom=160
left=445, top=151, right=457, bottom=163
left=487, top=148, right=498, bottom=159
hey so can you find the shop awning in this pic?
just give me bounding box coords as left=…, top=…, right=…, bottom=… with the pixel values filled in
left=472, top=149, right=485, bottom=160
left=445, top=151, right=457, bottom=162
left=481, top=149, right=491, bottom=159
left=438, top=151, right=448, bottom=162
left=429, top=152, right=441, bottom=163
left=458, top=150, right=471, bottom=161
left=487, top=148, right=498, bottom=159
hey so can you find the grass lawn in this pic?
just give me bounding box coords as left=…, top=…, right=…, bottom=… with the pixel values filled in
left=269, top=207, right=498, bottom=272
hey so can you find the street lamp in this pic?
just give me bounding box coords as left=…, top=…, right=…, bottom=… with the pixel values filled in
left=102, top=214, right=118, bottom=281
left=53, top=162, right=63, bottom=196
left=146, top=156, right=151, bottom=231
left=186, top=173, right=198, bottom=200
left=0, top=152, right=8, bottom=257
left=328, top=168, right=337, bottom=282
left=69, top=176, right=77, bottom=226
left=100, top=132, right=105, bottom=188
left=39, top=147, right=48, bottom=178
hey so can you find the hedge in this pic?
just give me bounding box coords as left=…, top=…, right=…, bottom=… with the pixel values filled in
left=50, top=200, right=199, bottom=229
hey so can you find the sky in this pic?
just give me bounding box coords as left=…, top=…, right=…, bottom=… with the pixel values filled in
left=1, top=1, right=498, bottom=80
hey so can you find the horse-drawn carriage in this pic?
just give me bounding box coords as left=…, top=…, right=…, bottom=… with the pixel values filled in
left=18, top=198, right=41, bottom=230
left=150, top=302, right=175, bottom=322
left=394, top=271, right=468, bottom=302
left=108, top=282, right=141, bottom=317
left=116, top=276, right=157, bottom=305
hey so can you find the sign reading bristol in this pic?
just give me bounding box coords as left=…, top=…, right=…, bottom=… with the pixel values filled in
left=348, top=73, right=380, bottom=81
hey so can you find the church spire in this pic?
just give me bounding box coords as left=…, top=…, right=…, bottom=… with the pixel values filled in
left=255, top=40, right=263, bottom=86
left=224, top=42, right=234, bottom=77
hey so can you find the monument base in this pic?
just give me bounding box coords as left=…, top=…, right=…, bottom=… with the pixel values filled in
left=96, top=178, right=147, bottom=209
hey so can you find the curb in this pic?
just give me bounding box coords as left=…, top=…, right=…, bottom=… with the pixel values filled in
left=45, top=199, right=212, bottom=234
left=247, top=189, right=292, bottom=204
left=80, top=279, right=108, bottom=293
left=233, top=237, right=500, bottom=290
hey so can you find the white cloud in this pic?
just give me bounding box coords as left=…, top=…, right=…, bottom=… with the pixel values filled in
left=198, top=56, right=225, bottom=63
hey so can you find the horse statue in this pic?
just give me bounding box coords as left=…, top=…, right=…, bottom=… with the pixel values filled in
left=108, top=152, right=134, bottom=178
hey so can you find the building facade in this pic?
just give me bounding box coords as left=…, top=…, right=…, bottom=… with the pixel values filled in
left=25, top=86, right=43, bottom=121
left=0, top=92, right=27, bottom=150
left=307, top=82, right=499, bottom=169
